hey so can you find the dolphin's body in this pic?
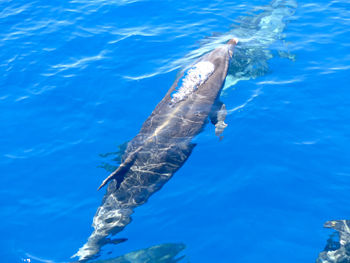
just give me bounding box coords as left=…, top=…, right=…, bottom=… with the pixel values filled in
left=74, top=39, right=238, bottom=261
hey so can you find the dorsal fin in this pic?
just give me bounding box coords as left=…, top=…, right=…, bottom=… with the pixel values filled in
left=97, top=148, right=140, bottom=190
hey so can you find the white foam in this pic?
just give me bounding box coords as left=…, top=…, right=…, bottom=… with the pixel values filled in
left=171, top=61, right=214, bottom=104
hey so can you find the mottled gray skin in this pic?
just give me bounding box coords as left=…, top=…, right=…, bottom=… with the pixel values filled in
left=317, top=220, right=350, bottom=263
left=74, top=40, right=237, bottom=261
left=92, top=243, right=186, bottom=263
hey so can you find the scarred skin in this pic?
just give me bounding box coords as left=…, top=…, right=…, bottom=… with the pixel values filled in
left=74, top=39, right=238, bottom=261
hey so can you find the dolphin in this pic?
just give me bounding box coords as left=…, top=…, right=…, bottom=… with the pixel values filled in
left=91, top=243, right=186, bottom=263
left=317, top=220, right=350, bottom=263
left=73, top=0, right=299, bottom=260
left=73, top=38, right=238, bottom=261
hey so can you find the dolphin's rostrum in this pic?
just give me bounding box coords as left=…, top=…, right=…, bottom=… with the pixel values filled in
left=73, top=38, right=238, bottom=261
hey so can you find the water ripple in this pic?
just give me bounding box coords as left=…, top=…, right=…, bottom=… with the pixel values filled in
left=49, top=50, right=107, bottom=73
left=0, top=3, right=32, bottom=19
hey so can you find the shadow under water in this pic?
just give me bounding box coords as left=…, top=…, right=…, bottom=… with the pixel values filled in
left=98, top=142, right=129, bottom=173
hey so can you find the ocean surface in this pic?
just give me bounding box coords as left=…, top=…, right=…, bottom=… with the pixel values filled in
left=1, top=0, right=350, bottom=262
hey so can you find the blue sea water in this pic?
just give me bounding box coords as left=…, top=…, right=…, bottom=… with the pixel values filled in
left=1, top=0, right=350, bottom=262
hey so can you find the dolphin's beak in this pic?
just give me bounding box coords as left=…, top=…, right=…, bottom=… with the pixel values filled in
left=324, top=220, right=337, bottom=229
left=227, top=38, right=239, bottom=45
left=227, top=38, right=238, bottom=58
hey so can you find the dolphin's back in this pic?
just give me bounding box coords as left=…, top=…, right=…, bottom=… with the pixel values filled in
left=134, top=44, right=232, bottom=142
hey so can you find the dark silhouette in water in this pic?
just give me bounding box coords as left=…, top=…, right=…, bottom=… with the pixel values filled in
left=73, top=39, right=238, bottom=261
left=98, top=142, right=129, bottom=173
left=92, top=243, right=186, bottom=263
left=317, top=220, right=350, bottom=263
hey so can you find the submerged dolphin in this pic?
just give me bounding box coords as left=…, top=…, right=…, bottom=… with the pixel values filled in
left=73, top=38, right=238, bottom=261
left=92, top=243, right=186, bottom=263
left=317, top=220, right=350, bottom=263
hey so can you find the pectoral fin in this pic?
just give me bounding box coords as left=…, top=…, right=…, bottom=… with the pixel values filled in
left=97, top=148, right=140, bottom=190
left=210, top=101, right=228, bottom=138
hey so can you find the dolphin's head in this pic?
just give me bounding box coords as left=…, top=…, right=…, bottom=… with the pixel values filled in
left=227, top=38, right=239, bottom=45
left=324, top=220, right=349, bottom=233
